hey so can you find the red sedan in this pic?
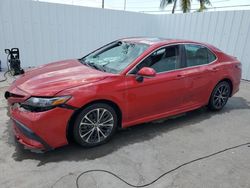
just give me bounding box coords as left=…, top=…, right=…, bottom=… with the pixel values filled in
left=5, top=37, right=241, bottom=151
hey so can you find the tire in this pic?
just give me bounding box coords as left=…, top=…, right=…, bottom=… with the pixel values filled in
left=73, top=103, right=118, bottom=147
left=208, top=81, right=231, bottom=111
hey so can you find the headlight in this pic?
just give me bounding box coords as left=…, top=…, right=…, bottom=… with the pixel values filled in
left=21, top=96, right=71, bottom=112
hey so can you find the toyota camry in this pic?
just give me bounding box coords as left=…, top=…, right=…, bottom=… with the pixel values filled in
left=5, top=37, right=242, bottom=151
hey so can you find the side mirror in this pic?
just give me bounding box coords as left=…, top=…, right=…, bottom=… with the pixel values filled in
left=137, top=67, right=156, bottom=77
left=136, top=67, right=156, bottom=82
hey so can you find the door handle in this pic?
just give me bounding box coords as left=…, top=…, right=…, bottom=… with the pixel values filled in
left=211, top=68, right=218, bottom=72
left=177, top=74, right=186, bottom=78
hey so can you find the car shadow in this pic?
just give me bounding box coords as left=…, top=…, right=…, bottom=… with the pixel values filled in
left=5, top=96, right=250, bottom=166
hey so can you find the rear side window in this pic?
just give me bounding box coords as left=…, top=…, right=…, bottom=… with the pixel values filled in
left=184, top=44, right=216, bottom=67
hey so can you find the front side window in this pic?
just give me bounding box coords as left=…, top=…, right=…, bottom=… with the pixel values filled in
left=131, top=45, right=181, bottom=74
left=80, top=41, right=149, bottom=74
left=184, top=44, right=216, bottom=67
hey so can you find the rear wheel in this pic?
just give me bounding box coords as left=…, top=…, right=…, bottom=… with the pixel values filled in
left=73, top=103, right=117, bottom=147
left=208, top=81, right=231, bottom=111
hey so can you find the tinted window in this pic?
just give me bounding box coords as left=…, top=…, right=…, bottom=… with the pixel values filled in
left=184, top=44, right=216, bottom=67
left=131, top=45, right=181, bottom=74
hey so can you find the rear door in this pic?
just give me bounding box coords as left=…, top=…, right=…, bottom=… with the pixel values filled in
left=181, top=44, right=217, bottom=106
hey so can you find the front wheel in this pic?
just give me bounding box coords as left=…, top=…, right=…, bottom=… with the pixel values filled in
left=208, top=81, right=231, bottom=111
left=73, top=103, right=117, bottom=147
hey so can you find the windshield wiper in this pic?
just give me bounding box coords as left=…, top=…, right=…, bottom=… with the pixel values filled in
left=84, top=61, right=106, bottom=72
left=79, top=58, right=107, bottom=72
left=88, top=63, right=101, bottom=70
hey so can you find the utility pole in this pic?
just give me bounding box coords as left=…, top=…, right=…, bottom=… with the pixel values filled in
left=124, top=0, right=127, bottom=10
left=102, top=0, right=104, bottom=8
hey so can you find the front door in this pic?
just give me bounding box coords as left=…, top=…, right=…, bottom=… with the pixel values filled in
left=124, top=45, right=191, bottom=124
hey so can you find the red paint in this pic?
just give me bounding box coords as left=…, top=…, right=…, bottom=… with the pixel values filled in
left=6, top=38, right=242, bottom=150
left=137, top=67, right=156, bottom=77
left=13, top=123, right=44, bottom=149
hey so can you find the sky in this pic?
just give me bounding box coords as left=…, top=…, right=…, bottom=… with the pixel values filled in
left=35, top=0, right=250, bottom=13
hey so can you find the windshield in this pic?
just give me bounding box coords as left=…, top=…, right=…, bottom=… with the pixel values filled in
left=80, top=41, right=149, bottom=74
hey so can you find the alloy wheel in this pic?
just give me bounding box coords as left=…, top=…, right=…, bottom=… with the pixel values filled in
left=78, top=108, right=114, bottom=144
left=212, top=83, right=230, bottom=109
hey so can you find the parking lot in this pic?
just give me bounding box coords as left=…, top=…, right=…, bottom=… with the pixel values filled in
left=0, top=75, right=250, bottom=188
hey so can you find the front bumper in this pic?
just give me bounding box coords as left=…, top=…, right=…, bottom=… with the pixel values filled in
left=12, top=119, right=52, bottom=150
left=10, top=105, right=74, bottom=150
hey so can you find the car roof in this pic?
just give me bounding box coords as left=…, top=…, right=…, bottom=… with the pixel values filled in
left=121, top=37, right=169, bottom=45
left=120, top=37, right=217, bottom=50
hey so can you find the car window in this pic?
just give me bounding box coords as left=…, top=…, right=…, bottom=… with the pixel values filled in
left=184, top=44, right=216, bottom=67
left=131, top=45, right=181, bottom=74
left=81, top=41, right=149, bottom=74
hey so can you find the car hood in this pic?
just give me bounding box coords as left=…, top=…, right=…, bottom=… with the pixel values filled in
left=12, top=59, right=110, bottom=96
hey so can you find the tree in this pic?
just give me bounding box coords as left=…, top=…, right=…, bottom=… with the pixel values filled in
left=197, top=0, right=211, bottom=12
left=160, top=0, right=211, bottom=14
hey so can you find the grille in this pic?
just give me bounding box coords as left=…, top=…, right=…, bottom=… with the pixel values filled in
left=5, top=91, right=25, bottom=99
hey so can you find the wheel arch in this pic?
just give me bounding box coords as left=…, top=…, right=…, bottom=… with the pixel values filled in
left=66, top=99, right=122, bottom=143
left=217, top=78, right=233, bottom=97
left=207, top=77, right=233, bottom=105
